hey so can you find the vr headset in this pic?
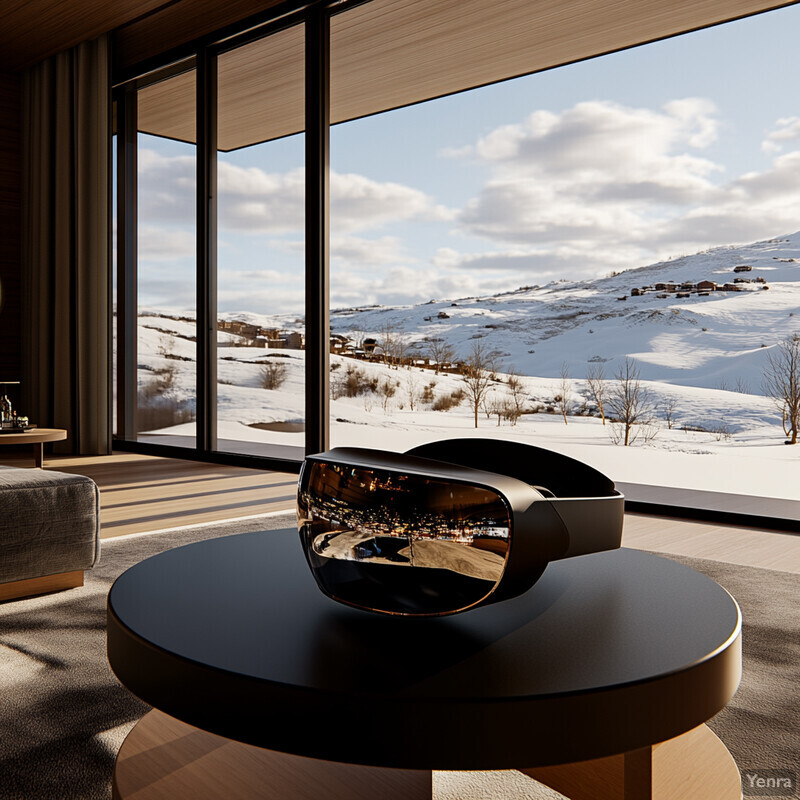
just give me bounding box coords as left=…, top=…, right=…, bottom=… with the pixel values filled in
left=297, top=438, right=624, bottom=617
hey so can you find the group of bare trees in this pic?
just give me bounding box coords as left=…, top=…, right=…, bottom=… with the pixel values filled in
left=583, top=359, right=654, bottom=445
left=345, top=320, right=800, bottom=445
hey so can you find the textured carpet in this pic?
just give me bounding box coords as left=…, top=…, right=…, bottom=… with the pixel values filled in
left=1, top=522, right=798, bottom=800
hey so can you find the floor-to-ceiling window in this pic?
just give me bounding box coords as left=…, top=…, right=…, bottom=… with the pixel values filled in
left=215, top=25, right=305, bottom=460
left=114, top=0, right=800, bottom=523
left=132, top=67, right=198, bottom=448
left=327, top=0, right=800, bottom=507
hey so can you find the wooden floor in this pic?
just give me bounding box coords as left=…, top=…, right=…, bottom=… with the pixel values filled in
left=43, top=452, right=297, bottom=539
left=623, top=512, right=800, bottom=574
left=7, top=451, right=800, bottom=569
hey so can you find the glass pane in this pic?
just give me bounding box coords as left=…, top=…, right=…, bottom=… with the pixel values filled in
left=215, top=25, right=305, bottom=460
left=135, top=69, right=197, bottom=448
left=329, top=3, right=800, bottom=507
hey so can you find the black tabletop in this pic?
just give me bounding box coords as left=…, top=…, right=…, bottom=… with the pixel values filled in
left=107, top=528, right=741, bottom=769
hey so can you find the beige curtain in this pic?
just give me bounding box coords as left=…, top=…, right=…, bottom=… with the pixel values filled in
left=22, top=35, right=110, bottom=454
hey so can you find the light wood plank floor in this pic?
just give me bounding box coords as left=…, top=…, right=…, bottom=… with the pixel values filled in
left=11, top=452, right=800, bottom=569
left=45, top=452, right=297, bottom=539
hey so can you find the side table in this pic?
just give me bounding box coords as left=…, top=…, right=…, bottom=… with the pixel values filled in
left=0, top=427, right=67, bottom=467
left=107, top=529, right=742, bottom=799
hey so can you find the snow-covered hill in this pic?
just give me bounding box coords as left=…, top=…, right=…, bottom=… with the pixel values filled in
left=328, top=232, right=800, bottom=391
left=127, top=231, right=800, bottom=501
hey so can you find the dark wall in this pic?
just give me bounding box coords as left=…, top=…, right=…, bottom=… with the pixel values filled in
left=0, top=71, right=22, bottom=402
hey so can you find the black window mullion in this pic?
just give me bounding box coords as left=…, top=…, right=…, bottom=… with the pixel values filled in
left=305, top=4, right=330, bottom=456
left=197, top=49, right=218, bottom=453
left=116, top=87, right=138, bottom=441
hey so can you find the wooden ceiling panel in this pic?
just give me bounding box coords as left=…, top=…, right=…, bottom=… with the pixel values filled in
left=135, top=0, right=795, bottom=151
left=218, top=25, right=304, bottom=150
left=328, top=0, right=796, bottom=124
left=0, top=0, right=167, bottom=71
left=136, top=25, right=304, bottom=151
left=138, top=71, right=196, bottom=145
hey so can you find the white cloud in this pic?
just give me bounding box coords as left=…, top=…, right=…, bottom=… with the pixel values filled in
left=331, top=235, right=408, bottom=266
left=137, top=225, right=195, bottom=262
left=762, top=116, right=800, bottom=153
left=452, top=99, right=800, bottom=277
left=138, top=148, right=452, bottom=235
left=329, top=265, right=517, bottom=309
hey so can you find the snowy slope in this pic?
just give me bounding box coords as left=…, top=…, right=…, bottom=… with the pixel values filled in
left=327, top=233, right=800, bottom=390
left=128, top=232, right=800, bottom=500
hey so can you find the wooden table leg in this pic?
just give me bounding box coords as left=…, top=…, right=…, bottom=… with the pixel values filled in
left=33, top=442, right=43, bottom=468
left=113, top=710, right=433, bottom=800
left=521, top=724, right=741, bottom=800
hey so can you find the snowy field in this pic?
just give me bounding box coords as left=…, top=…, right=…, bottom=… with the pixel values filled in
left=131, top=232, right=800, bottom=502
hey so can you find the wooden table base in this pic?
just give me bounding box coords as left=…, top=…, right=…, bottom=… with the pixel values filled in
left=113, top=711, right=741, bottom=800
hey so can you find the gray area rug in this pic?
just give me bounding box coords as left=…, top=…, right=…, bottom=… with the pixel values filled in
left=1, top=520, right=798, bottom=800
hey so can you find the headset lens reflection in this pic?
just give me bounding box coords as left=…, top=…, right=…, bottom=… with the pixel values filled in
left=298, top=460, right=511, bottom=615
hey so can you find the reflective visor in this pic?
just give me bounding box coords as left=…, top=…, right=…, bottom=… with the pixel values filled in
left=298, top=460, right=511, bottom=615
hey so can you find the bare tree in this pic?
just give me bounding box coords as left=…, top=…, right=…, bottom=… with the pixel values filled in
left=506, top=369, right=526, bottom=425
left=461, top=341, right=499, bottom=428
left=486, top=394, right=515, bottom=427
left=379, top=323, right=409, bottom=369
left=261, top=360, right=288, bottom=390
left=349, top=326, right=367, bottom=352
left=607, top=357, right=652, bottom=446
left=762, top=333, right=800, bottom=444
left=586, top=363, right=608, bottom=424
left=425, top=336, right=456, bottom=375
left=378, top=377, right=398, bottom=412
left=405, top=372, right=420, bottom=411
left=662, top=397, right=678, bottom=430
left=555, top=362, right=571, bottom=425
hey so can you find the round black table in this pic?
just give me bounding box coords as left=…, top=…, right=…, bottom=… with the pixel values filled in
left=107, top=529, right=742, bottom=800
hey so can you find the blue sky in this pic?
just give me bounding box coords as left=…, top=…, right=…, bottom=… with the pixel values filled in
left=136, top=2, right=800, bottom=316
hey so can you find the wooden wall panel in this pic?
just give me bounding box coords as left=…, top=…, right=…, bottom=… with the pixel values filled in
left=0, top=72, right=22, bottom=391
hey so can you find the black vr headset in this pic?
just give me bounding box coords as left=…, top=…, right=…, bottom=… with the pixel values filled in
left=297, top=438, right=624, bottom=617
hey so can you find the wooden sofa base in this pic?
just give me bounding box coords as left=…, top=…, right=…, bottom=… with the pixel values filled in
left=0, top=570, right=84, bottom=602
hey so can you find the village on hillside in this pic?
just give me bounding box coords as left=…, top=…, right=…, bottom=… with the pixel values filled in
left=619, top=263, right=770, bottom=301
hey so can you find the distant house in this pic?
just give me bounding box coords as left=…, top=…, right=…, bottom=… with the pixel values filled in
left=697, top=280, right=717, bottom=291
left=330, top=334, right=351, bottom=354
left=656, top=293, right=669, bottom=299
left=733, top=277, right=751, bottom=284
left=676, top=292, right=690, bottom=298
left=721, top=283, right=741, bottom=292
left=631, top=288, right=644, bottom=296
left=655, top=282, right=678, bottom=292
left=733, top=264, right=752, bottom=273
left=755, top=276, right=767, bottom=284
left=617, top=295, right=627, bottom=301
left=282, top=331, right=305, bottom=349
left=437, top=311, right=451, bottom=319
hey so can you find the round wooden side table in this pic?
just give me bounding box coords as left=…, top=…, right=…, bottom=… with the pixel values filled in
left=0, top=427, right=67, bottom=467
left=107, top=529, right=742, bottom=799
